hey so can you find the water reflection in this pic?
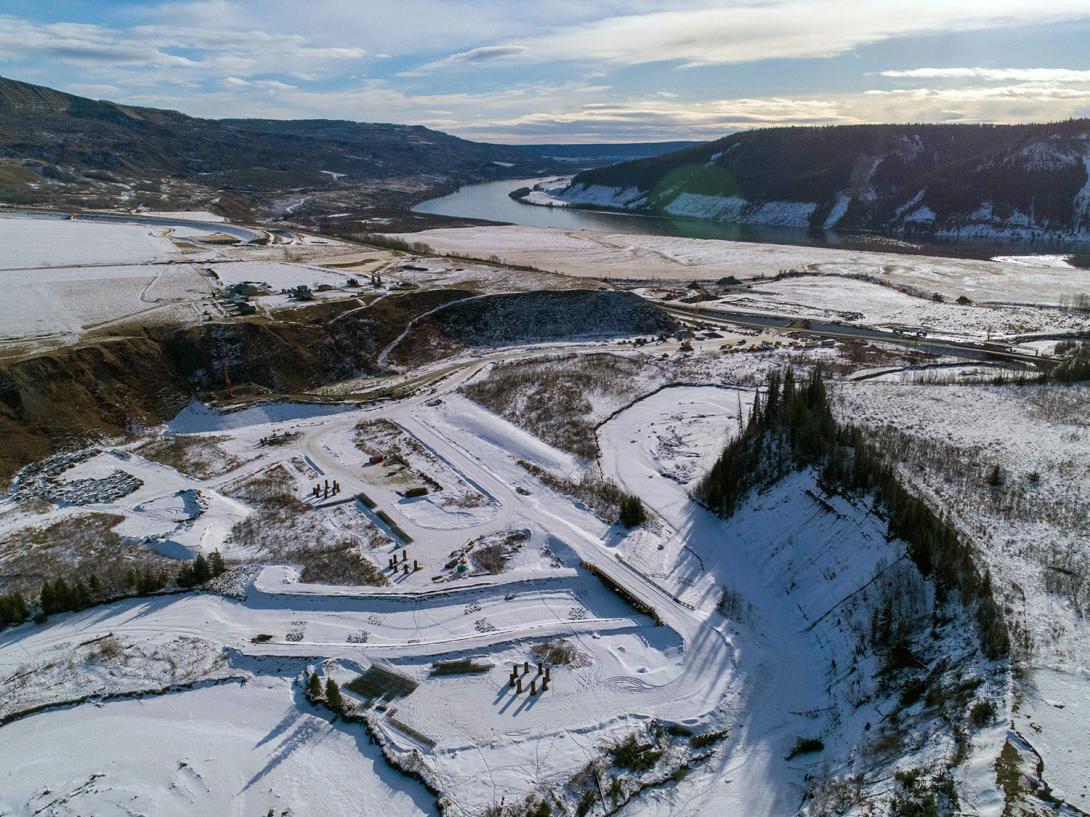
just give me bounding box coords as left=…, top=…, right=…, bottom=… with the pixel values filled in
left=414, top=178, right=1090, bottom=260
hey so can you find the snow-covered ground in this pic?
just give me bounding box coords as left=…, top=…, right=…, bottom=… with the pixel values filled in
left=387, top=225, right=1090, bottom=305
left=0, top=214, right=366, bottom=350
left=0, top=262, right=210, bottom=347
left=3, top=213, right=1087, bottom=815
left=209, top=260, right=350, bottom=289
left=834, top=378, right=1090, bottom=814
left=0, top=215, right=181, bottom=268
left=0, top=677, right=434, bottom=817
left=714, top=275, right=1090, bottom=342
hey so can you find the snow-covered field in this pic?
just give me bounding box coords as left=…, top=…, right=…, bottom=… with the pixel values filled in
left=210, top=260, right=350, bottom=289
left=0, top=678, right=434, bottom=817
left=3, top=212, right=1088, bottom=816
left=715, top=274, right=1090, bottom=341
left=1, top=361, right=1016, bottom=816
left=0, top=215, right=180, bottom=269
left=0, top=262, right=210, bottom=347
left=0, top=214, right=366, bottom=350
left=388, top=225, right=1090, bottom=305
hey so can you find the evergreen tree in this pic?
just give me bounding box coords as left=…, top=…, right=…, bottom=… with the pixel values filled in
left=52, top=578, right=74, bottom=612
left=618, top=495, right=647, bottom=528
left=73, top=580, right=90, bottom=611
left=88, top=574, right=102, bottom=598
left=177, top=563, right=196, bottom=588
left=324, top=677, right=344, bottom=713
left=697, top=366, right=1010, bottom=660
left=209, top=550, right=226, bottom=576
left=0, top=592, right=28, bottom=627
left=193, top=554, right=212, bottom=584
left=307, top=672, right=323, bottom=701
left=39, top=580, right=55, bottom=615
left=137, top=568, right=158, bottom=594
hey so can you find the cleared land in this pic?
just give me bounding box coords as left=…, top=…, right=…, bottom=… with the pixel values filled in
left=387, top=225, right=1090, bottom=305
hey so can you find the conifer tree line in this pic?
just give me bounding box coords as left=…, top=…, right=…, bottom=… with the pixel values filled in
left=0, top=551, right=228, bottom=630
left=304, top=670, right=345, bottom=715
left=696, top=368, right=1009, bottom=659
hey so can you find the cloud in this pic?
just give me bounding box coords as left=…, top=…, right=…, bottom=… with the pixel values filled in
left=417, top=1, right=1090, bottom=70
left=0, top=17, right=198, bottom=68
left=880, top=67, right=1090, bottom=82
left=402, top=45, right=528, bottom=76
left=3, top=3, right=1089, bottom=142
left=865, top=83, right=1090, bottom=102
left=447, top=45, right=528, bottom=64
left=0, top=14, right=364, bottom=78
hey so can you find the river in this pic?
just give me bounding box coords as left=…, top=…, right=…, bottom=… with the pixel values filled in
left=414, top=177, right=1089, bottom=260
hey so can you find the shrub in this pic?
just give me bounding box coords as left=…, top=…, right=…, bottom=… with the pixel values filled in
left=786, top=736, right=824, bottom=759
left=689, top=729, right=729, bottom=749
left=891, top=793, right=941, bottom=817
left=662, top=724, right=693, bottom=737
left=288, top=542, right=389, bottom=586
left=531, top=638, right=584, bottom=666
left=899, top=677, right=928, bottom=708
left=0, top=592, right=29, bottom=628
left=607, top=733, right=662, bottom=772
left=970, top=700, right=997, bottom=728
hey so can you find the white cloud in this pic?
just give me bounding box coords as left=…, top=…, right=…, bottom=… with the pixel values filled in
left=420, top=1, right=1090, bottom=69
left=3, top=3, right=1089, bottom=142
left=880, top=67, right=1090, bottom=82
left=865, top=83, right=1090, bottom=102
left=0, top=14, right=364, bottom=79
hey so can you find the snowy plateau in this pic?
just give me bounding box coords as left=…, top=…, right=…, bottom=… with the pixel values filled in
left=0, top=212, right=1088, bottom=817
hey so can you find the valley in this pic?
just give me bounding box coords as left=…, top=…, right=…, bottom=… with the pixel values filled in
left=0, top=205, right=1087, bottom=817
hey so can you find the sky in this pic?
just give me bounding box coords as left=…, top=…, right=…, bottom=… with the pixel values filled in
left=2, top=0, right=1090, bottom=143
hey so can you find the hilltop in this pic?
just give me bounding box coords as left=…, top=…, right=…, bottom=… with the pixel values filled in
left=0, top=75, right=552, bottom=227
left=536, top=122, right=1090, bottom=240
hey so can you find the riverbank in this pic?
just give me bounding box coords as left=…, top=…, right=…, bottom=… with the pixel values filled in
left=412, top=177, right=1090, bottom=263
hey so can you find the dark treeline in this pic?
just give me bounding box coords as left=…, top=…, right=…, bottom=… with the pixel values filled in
left=0, top=551, right=228, bottom=630
left=1051, top=340, right=1090, bottom=382
left=696, top=368, right=1009, bottom=659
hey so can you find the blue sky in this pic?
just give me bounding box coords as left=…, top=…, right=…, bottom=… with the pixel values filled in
left=3, top=1, right=1090, bottom=142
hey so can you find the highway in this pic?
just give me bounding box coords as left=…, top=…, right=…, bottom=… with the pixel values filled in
left=657, top=301, right=1059, bottom=369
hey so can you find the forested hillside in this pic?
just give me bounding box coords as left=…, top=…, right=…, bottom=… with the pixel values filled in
left=553, top=122, right=1090, bottom=239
